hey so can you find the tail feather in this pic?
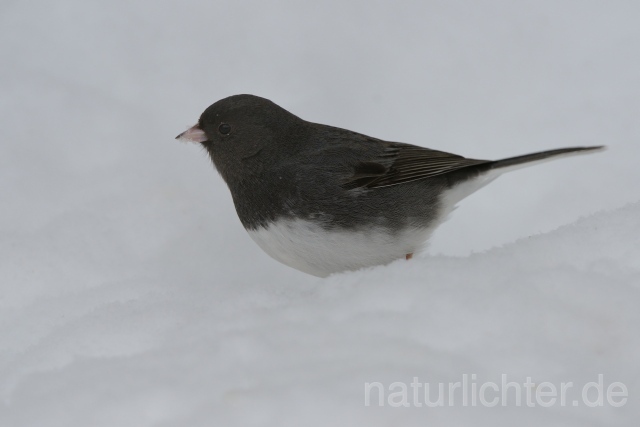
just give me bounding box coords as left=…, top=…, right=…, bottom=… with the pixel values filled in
left=441, top=145, right=605, bottom=207
left=489, top=146, right=605, bottom=173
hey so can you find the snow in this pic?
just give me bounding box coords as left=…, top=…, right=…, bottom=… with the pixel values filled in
left=1, top=1, right=639, bottom=426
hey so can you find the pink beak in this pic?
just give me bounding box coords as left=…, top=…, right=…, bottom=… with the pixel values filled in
left=176, top=124, right=207, bottom=143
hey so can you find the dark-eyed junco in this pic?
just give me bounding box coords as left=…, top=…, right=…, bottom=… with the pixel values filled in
left=177, top=95, right=603, bottom=277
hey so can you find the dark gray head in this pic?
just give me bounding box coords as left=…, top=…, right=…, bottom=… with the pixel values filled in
left=177, top=95, right=317, bottom=228
left=177, top=94, right=304, bottom=186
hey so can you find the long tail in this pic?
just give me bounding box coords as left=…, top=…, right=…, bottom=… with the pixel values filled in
left=442, top=146, right=605, bottom=207
left=489, top=146, right=605, bottom=174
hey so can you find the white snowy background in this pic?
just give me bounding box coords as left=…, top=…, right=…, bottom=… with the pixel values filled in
left=1, top=1, right=639, bottom=426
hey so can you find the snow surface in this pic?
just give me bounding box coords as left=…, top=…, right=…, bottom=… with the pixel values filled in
left=2, top=1, right=639, bottom=426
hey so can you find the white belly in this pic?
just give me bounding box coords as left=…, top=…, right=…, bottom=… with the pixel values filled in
left=245, top=170, right=507, bottom=277
left=247, top=218, right=438, bottom=277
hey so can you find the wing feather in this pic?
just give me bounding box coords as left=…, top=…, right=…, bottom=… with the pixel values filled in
left=342, top=142, right=490, bottom=189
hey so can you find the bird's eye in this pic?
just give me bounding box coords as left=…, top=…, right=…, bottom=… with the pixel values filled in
left=218, top=123, right=231, bottom=135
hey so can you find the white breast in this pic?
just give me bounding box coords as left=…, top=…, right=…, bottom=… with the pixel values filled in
left=245, top=168, right=512, bottom=277
left=247, top=218, right=441, bottom=277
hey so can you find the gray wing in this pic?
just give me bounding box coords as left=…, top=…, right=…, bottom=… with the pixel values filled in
left=342, top=142, right=491, bottom=189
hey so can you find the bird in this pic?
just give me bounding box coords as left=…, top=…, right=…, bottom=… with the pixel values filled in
left=176, top=94, right=603, bottom=277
